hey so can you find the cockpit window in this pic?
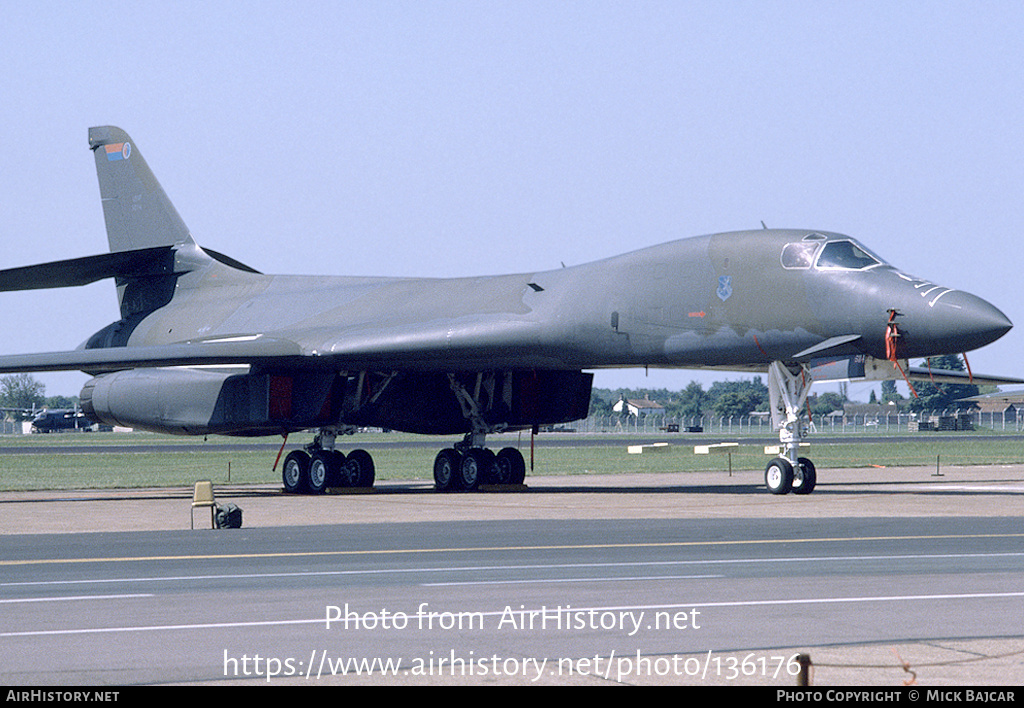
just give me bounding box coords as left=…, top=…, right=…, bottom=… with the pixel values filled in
left=781, top=242, right=821, bottom=269
left=815, top=240, right=883, bottom=270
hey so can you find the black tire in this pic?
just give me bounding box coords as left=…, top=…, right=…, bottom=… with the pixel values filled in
left=459, top=448, right=494, bottom=491
left=282, top=450, right=311, bottom=494
left=433, top=449, right=461, bottom=491
left=764, top=457, right=794, bottom=495
left=494, top=447, right=526, bottom=485
left=305, top=450, right=333, bottom=495
left=344, top=449, right=376, bottom=488
left=327, top=450, right=347, bottom=487
left=793, top=457, right=817, bottom=495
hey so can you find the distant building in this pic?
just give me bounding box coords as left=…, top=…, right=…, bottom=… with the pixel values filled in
left=838, top=402, right=901, bottom=425
left=613, top=396, right=666, bottom=417
left=958, top=390, right=1024, bottom=416
left=842, top=403, right=892, bottom=418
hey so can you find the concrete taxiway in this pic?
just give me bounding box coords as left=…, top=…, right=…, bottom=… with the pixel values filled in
left=2, top=463, right=1024, bottom=531
left=1, top=464, right=1022, bottom=686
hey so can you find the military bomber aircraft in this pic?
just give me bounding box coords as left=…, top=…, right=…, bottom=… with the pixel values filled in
left=0, top=127, right=1015, bottom=495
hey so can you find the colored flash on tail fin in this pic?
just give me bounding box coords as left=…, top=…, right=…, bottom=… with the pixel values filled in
left=104, top=142, right=131, bottom=161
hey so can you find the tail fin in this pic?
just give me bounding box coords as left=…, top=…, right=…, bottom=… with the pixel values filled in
left=88, top=126, right=193, bottom=253
left=0, top=127, right=259, bottom=344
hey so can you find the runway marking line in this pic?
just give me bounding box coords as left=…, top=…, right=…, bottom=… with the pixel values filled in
left=2, top=551, right=1020, bottom=590
left=5, top=590, right=1024, bottom=638
left=421, top=574, right=723, bottom=586
left=0, top=593, right=152, bottom=604
left=3, top=532, right=1024, bottom=567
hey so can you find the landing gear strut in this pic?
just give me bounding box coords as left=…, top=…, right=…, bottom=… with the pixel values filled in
left=430, top=374, right=528, bottom=492
left=766, top=361, right=818, bottom=495
left=281, top=370, right=534, bottom=495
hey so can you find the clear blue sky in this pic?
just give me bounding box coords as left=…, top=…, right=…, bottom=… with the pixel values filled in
left=2, top=1, right=1022, bottom=400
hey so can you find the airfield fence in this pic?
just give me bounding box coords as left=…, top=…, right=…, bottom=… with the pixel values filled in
left=4, top=411, right=1021, bottom=437
left=572, top=409, right=1024, bottom=435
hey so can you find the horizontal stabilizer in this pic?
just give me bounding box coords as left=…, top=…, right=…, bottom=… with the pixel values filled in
left=0, top=247, right=175, bottom=292
left=0, top=336, right=305, bottom=374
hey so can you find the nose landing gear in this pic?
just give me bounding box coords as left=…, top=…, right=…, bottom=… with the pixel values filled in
left=764, top=455, right=816, bottom=495
left=766, top=361, right=818, bottom=496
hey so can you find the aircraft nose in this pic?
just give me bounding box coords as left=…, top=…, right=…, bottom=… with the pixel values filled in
left=908, top=289, right=1012, bottom=355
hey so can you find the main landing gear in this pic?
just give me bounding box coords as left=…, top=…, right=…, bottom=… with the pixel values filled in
left=282, top=374, right=534, bottom=495
left=765, top=361, right=818, bottom=495
left=432, top=375, right=528, bottom=492
left=281, top=430, right=376, bottom=495
left=432, top=436, right=527, bottom=492
left=280, top=429, right=528, bottom=495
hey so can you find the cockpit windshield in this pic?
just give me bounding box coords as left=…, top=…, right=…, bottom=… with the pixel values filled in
left=814, top=239, right=884, bottom=271
left=780, top=241, right=821, bottom=269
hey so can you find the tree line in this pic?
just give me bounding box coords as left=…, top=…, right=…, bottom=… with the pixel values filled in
left=590, top=355, right=986, bottom=420
left=590, top=377, right=775, bottom=420
left=0, top=374, right=78, bottom=420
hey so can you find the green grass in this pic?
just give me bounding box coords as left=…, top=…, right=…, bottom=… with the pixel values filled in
left=538, top=438, right=1024, bottom=476
left=1, top=431, right=1022, bottom=491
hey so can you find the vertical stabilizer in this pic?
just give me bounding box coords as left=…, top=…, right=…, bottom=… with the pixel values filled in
left=88, top=126, right=194, bottom=253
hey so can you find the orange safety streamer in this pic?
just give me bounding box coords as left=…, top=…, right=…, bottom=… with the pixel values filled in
left=927, top=352, right=973, bottom=389
left=886, top=310, right=918, bottom=398
left=272, top=433, right=289, bottom=471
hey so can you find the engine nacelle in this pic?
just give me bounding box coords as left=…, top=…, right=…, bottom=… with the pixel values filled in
left=80, top=367, right=593, bottom=437
left=80, top=368, right=335, bottom=436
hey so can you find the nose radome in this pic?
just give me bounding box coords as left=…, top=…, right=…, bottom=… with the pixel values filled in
left=913, top=289, right=1012, bottom=354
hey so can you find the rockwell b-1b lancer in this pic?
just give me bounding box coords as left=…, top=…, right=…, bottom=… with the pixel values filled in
left=0, top=126, right=1015, bottom=495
